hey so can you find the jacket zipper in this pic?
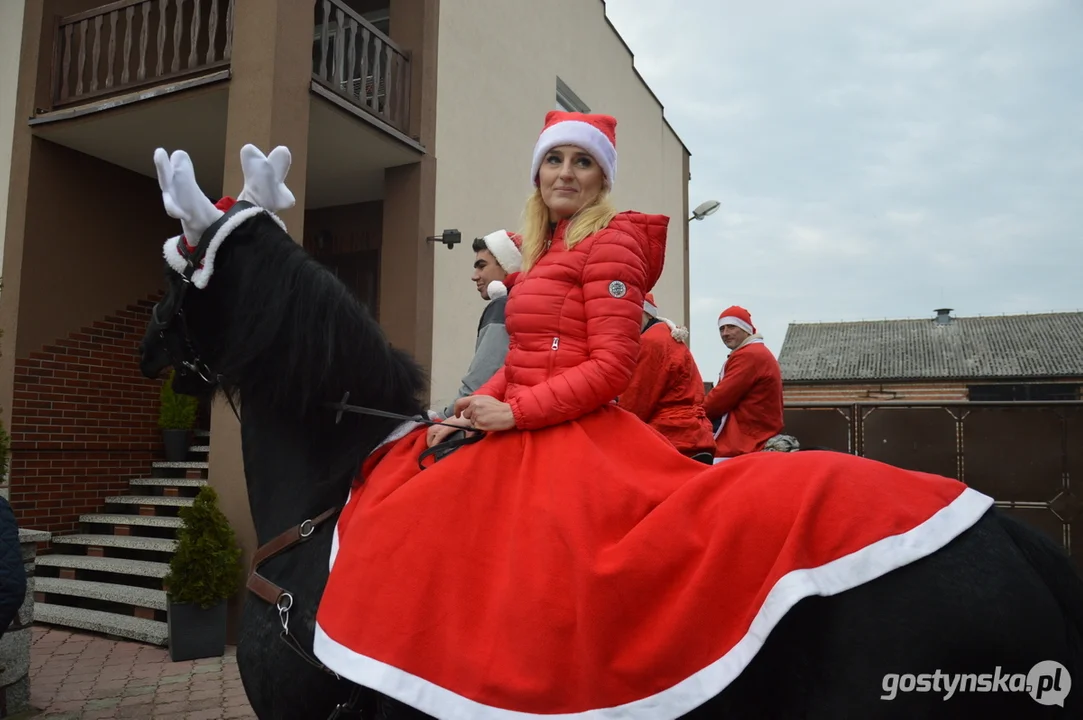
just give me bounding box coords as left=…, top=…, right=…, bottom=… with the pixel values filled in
left=548, top=336, right=559, bottom=374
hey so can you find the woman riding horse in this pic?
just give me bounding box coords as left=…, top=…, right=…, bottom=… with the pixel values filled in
left=309, top=111, right=1055, bottom=718
left=140, top=126, right=1080, bottom=719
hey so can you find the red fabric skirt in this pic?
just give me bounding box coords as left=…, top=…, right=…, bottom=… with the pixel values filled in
left=314, top=404, right=992, bottom=719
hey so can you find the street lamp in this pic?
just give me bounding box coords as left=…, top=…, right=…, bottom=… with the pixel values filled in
left=689, top=200, right=720, bottom=222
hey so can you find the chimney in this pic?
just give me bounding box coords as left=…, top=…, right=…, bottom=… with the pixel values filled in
left=934, top=308, right=953, bottom=325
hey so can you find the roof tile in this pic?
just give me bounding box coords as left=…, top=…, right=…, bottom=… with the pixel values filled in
left=778, top=311, right=1083, bottom=381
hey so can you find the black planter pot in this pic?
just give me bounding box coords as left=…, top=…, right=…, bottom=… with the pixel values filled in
left=162, top=429, right=190, bottom=463
left=167, top=599, right=227, bottom=662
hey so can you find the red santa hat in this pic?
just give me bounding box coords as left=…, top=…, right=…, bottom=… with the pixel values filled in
left=643, top=292, right=659, bottom=318
left=717, top=305, right=756, bottom=335
left=479, top=229, right=523, bottom=273
left=530, top=111, right=618, bottom=189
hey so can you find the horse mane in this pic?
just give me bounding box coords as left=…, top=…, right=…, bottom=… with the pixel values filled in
left=198, top=213, right=427, bottom=425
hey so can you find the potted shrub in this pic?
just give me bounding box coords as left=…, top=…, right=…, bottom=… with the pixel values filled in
left=164, top=485, right=243, bottom=662
left=159, top=368, right=198, bottom=462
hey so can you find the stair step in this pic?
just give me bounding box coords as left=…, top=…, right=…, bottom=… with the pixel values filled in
left=50, top=534, right=177, bottom=553
left=35, top=577, right=167, bottom=611
left=34, top=602, right=167, bottom=645
left=190, top=445, right=210, bottom=452
left=80, top=513, right=182, bottom=529
left=105, top=495, right=194, bottom=507
left=37, top=554, right=170, bottom=579
left=152, top=461, right=208, bottom=469
left=130, top=477, right=208, bottom=488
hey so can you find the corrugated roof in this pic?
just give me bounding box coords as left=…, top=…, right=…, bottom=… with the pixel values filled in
left=779, top=311, right=1083, bottom=382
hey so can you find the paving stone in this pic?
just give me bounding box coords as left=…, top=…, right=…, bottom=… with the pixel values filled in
left=30, top=627, right=257, bottom=718
left=159, top=673, right=191, bottom=684
left=155, top=688, right=189, bottom=704
left=119, top=693, right=155, bottom=706
left=151, top=701, right=188, bottom=713
left=82, top=710, right=118, bottom=720
left=186, top=709, right=225, bottom=720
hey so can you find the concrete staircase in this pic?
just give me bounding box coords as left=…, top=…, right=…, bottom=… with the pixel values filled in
left=33, top=431, right=211, bottom=645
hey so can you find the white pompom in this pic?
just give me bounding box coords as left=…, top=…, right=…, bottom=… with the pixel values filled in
left=661, top=317, right=690, bottom=344
left=487, top=280, right=507, bottom=299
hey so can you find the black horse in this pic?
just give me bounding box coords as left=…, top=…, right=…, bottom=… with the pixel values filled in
left=140, top=182, right=1083, bottom=719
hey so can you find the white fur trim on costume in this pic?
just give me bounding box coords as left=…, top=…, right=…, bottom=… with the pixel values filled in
left=717, top=315, right=755, bottom=335
left=530, top=120, right=618, bottom=188
left=481, top=229, right=522, bottom=273
left=313, top=487, right=994, bottom=719
left=486, top=280, right=508, bottom=300
left=643, top=299, right=658, bottom=317
left=660, top=317, right=689, bottom=344
left=162, top=207, right=286, bottom=289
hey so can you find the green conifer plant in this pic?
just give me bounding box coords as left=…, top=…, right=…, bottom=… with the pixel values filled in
left=165, top=486, right=243, bottom=609
left=158, top=368, right=198, bottom=430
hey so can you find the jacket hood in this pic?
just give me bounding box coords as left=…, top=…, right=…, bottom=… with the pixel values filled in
left=607, top=211, right=669, bottom=291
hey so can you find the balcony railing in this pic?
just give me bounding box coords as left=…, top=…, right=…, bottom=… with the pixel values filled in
left=312, top=0, right=411, bottom=136
left=51, top=0, right=234, bottom=109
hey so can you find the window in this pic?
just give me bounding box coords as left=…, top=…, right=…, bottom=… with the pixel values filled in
left=556, top=77, right=590, bottom=113
left=967, top=383, right=1081, bottom=402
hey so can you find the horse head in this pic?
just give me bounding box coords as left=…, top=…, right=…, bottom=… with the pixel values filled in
left=139, top=144, right=295, bottom=398
left=137, top=143, right=430, bottom=718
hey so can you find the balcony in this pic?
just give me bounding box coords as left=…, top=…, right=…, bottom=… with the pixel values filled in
left=26, top=0, right=421, bottom=210
left=311, top=0, right=412, bottom=139
left=50, top=0, right=233, bottom=111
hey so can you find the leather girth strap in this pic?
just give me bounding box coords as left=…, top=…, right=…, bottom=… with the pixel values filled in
left=247, top=506, right=340, bottom=606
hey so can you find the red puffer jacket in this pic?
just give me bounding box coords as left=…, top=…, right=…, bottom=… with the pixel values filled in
left=475, top=211, right=668, bottom=429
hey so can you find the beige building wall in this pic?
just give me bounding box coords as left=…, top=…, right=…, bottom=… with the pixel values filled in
left=429, top=0, right=690, bottom=412
left=0, top=0, right=27, bottom=277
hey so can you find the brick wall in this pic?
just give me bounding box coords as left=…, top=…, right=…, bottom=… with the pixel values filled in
left=9, top=296, right=166, bottom=534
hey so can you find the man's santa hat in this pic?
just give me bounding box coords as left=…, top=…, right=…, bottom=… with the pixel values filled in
left=530, top=111, right=618, bottom=189
left=717, top=305, right=756, bottom=336
left=480, top=229, right=522, bottom=273
left=481, top=229, right=523, bottom=300
left=644, top=292, right=690, bottom=344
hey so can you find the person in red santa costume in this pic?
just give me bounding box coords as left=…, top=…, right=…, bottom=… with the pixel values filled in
left=616, top=292, right=715, bottom=462
left=313, top=110, right=994, bottom=719
left=703, top=305, right=785, bottom=459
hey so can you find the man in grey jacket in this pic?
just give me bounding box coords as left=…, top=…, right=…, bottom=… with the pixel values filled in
left=437, top=229, right=522, bottom=420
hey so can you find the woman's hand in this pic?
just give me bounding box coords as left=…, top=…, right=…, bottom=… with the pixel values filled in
left=459, top=395, right=516, bottom=432
left=425, top=415, right=474, bottom=448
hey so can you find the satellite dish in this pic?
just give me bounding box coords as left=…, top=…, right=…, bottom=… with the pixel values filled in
left=691, top=200, right=721, bottom=221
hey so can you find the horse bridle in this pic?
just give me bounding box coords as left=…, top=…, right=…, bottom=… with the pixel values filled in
left=150, top=201, right=487, bottom=715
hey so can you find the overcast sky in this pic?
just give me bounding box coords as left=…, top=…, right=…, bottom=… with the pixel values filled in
left=604, top=0, right=1083, bottom=381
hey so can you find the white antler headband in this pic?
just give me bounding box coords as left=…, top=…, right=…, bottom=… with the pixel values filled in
left=157, top=143, right=293, bottom=289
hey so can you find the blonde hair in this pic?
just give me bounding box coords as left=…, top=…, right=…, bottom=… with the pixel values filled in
left=519, top=189, right=618, bottom=271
